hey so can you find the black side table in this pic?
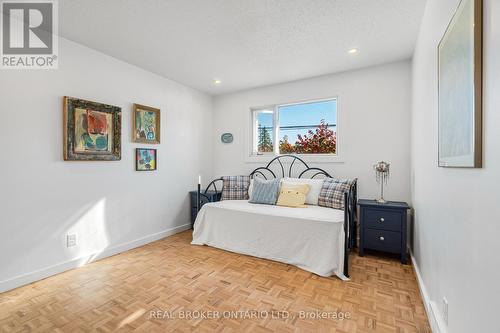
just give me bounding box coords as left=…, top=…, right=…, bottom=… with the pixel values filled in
left=358, top=199, right=410, bottom=264
left=189, top=190, right=222, bottom=226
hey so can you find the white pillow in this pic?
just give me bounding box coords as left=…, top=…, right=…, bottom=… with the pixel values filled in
left=281, top=178, right=325, bottom=205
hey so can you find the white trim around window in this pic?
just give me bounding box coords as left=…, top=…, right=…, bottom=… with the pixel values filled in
left=245, top=96, right=345, bottom=164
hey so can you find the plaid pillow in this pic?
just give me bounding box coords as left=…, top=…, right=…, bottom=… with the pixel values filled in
left=318, top=178, right=356, bottom=209
left=221, top=175, right=251, bottom=200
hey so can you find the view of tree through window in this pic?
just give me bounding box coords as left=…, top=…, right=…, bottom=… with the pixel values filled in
left=254, top=110, right=273, bottom=153
left=253, top=99, right=337, bottom=155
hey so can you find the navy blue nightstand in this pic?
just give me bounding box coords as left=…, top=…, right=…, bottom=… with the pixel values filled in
left=358, top=199, right=410, bottom=264
left=189, top=190, right=222, bottom=227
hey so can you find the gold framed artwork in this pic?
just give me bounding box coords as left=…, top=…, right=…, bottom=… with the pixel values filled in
left=63, top=97, right=122, bottom=161
left=438, top=0, right=482, bottom=168
left=133, top=104, right=160, bottom=144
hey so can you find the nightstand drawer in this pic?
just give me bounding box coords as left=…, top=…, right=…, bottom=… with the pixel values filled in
left=364, top=229, right=401, bottom=253
left=364, top=209, right=402, bottom=231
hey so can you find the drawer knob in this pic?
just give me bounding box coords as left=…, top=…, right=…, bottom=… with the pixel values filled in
left=379, top=236, right=385, bottom=241
left=380, top=218, right=385, bottom=222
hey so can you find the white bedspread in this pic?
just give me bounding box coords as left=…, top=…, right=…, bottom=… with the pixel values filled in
left=191, top=200, right=347, bottom=279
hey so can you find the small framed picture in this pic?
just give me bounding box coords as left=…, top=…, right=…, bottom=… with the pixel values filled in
left=136, top=148, right=157, bottom=171
left=133, top=104, right=160, bottom=144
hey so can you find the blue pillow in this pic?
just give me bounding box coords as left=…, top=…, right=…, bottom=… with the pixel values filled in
left=249, top=177, right=280, bottom=205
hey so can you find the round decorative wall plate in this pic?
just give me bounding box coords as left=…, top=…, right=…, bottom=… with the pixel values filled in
left=221, top=133, right=234, bottom=144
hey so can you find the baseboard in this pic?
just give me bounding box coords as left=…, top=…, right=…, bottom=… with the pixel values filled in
left=0, top=223, right=191, bottom=293
left=410, top=252, right=448, bottom=333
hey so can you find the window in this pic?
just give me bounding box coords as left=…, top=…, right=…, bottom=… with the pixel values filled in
left=251, top=98, right=337, bottom=156
left=252, top=108, right=274, bottom=154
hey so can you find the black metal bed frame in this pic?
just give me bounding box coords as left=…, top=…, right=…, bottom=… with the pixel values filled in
left=196, top=154, right=357, bottom=278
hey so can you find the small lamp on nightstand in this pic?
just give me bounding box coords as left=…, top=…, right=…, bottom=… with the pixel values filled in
left=374, top=161, right=390, bottom=204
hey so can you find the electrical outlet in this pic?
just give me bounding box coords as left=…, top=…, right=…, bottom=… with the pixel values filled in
left=67, top=234, right=77, bottom=247
left=442, top=297, right=449, bottom=325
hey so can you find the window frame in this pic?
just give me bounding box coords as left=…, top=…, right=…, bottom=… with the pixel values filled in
left=247, top=96, right=343, bottom=163
left=250, top=106, right=276, bottom=156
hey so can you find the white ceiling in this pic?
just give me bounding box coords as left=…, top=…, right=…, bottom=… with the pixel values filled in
left=59, top=0, right=426, bottom=95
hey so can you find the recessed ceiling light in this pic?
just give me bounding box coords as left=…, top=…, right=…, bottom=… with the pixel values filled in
left=214, top=79, right=222, bottom=85
left=348, top=48, right=359, bottom=54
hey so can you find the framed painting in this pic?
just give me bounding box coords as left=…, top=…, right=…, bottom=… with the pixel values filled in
left=136, top=148, right=157, bottom=171
left=133, top=104, right=160, bottom=144
left=438, top=0, right=482, bottom=168
left=63, top=97, right=121, bottom=161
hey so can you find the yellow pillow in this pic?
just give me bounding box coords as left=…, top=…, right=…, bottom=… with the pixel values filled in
left=276, top=184, right=310, bottom=208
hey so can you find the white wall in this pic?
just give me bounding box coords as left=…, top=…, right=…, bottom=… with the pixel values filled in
left=411, top=0, right=500, bottom=332
left=0, top=38, right=213, bottom=292
left=212, top=61, right=412, bottom=202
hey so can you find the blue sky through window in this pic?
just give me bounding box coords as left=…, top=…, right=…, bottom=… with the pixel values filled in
left=256, top=99, right=337, bottom=144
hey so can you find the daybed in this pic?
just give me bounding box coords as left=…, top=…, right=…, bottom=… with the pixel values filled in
left=191, top=155, right=357, bottom=279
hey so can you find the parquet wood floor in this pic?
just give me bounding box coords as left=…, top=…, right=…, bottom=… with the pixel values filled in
left=0, top=231, right=430, bottom=333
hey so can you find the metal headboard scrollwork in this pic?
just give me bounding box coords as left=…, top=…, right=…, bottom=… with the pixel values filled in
left=250, top=155, right=331, bottom=180
left=198, top=177, right=223, bottom=207
left=200, top=155, right=332, bottom=202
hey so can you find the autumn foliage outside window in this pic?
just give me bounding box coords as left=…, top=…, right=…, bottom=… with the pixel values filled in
left=279, top=120, right=336, bottom=154
left=253, top=99, right=337, bottom=155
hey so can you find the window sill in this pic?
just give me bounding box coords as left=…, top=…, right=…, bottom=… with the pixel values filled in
left=245, top=154, right=345, bottom=164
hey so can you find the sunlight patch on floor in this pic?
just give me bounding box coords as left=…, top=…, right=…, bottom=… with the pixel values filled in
left=117, top=309, right=146, bottom=329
